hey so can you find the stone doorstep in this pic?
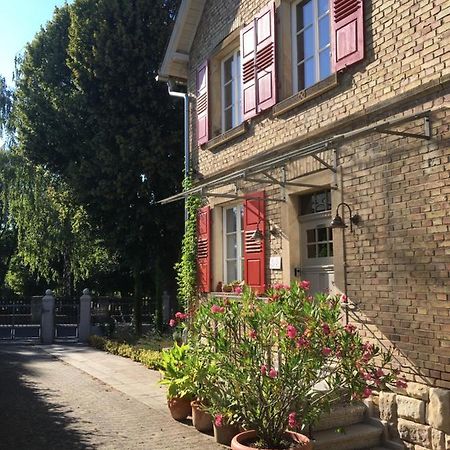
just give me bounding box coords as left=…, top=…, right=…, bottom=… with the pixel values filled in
left=313, top=402, right=368, bottom=432
left=312, top=423, right=383, bottom=450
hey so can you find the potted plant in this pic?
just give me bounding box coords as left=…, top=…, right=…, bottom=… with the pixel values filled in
left=159, top=342, right=195, bottom=421
left=191, top=283, right=403, bottom=450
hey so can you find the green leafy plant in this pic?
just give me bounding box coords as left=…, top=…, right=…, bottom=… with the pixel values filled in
left=88, top=335, right=162, bottom=370
left=191, top=282, right=404, bottom=449
left=174, top=176, right=202, bottom=312
left=159, top=342, right=196, bottom=400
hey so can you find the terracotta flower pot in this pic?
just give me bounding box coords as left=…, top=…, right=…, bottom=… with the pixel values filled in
left=191, top=401, right=213, bottom=433
left=231, top=430, right=312, bottom=450
left=167, top=397, right=192, bottom=421
left=213, top=422, right=240, bottom=446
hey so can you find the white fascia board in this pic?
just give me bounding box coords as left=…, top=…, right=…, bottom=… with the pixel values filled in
left=158, top=0, right=206, bottom=82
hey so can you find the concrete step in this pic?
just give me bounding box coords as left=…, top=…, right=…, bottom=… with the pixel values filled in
left=312, top=423, right=383, bottom=450
left=313, top=402, right=367, bottom=431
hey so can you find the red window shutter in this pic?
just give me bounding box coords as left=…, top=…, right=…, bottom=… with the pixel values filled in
left=243, top=191, right=266, bottom=294
left=196, top=61, right=209, bottom=145
left=255, top=2, right=277, bottom=112
left=240, top=20, right=257, bottom=120
left=197, top=206, right=211, bottom=293
left=331, top=0, right=364, bottom=72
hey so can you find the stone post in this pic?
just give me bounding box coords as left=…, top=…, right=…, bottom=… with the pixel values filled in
left=41, top=289, right=55, bottom=344
left=79, top=288, right=92, bottom=343
left=162, top=290, right=170, bottom=325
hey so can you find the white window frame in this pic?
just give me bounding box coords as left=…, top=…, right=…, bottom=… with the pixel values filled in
left=291, top=0, right=332, bottom=93
left=222, top=204, right=244, bottom=283
left=221, top=49, right=242, bottom=133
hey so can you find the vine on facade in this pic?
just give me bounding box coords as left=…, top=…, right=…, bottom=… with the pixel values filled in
left=174, top=176, right=201, bottom=311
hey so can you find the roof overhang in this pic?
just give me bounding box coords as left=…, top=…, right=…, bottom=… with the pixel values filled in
left=158, top=110, right=432, bottom=204
left=158, top=0, right=206, bottom=82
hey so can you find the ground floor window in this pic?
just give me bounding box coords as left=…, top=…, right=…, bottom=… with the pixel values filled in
left=223, top=205, right=244, bottom=283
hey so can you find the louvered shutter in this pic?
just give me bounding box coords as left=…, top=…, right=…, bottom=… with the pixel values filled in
left=243, top=191, right=266, bottom=294
left=241, top=20, right=257, bottom=120
left=331, top=0, right=364, bottom=71
left=196, top=62, right=209, bottom=145
left=197, top=206, right=211, bottom=293
left=255, top=2, right=277, bottom=112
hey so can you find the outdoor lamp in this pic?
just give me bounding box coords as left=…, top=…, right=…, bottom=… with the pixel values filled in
left=251, top=220, right=264, bottom=241
left=330, top=202, right=360, bottom=231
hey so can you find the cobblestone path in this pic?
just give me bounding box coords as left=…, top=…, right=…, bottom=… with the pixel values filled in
left=0, top=345, right=224, bottom=450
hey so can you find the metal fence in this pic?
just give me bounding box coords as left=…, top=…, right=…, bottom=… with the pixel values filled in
left=54, top=297, right=79, bottom=339
left=0, top=297, right=41, bottom=340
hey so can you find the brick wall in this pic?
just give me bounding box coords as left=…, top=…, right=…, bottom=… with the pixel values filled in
left=183, top=1, right=450, bottom=440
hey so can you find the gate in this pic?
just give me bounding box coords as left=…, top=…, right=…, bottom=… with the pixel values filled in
left=54, top=297, right=79, bottom=340
left=0, top=297, right=41, bottom=340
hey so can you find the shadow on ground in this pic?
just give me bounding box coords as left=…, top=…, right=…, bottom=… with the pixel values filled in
left=0, top=345, right=95, bottom=450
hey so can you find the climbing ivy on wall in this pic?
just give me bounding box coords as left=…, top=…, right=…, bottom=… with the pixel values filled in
left=174, top=176, right=201, bottom=311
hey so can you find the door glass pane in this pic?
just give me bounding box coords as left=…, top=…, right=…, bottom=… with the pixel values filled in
left=319, top=48, right=331, bottom=80
left=304, top=57, right=315, bottom=88
left=318, top=15, right=330, bottom=49
left=226, top=208, right=237, bottom=232
left=318, top=243, right=328, bottom=257
left=306, top=229, right=315, bottom=243
left=317, top=226, right=327, bottom=242
left=227, top=234, right=237, bottom=259
left=329, top=242, right=333, bottom=256
left=307, top=244, right=317, bottom=258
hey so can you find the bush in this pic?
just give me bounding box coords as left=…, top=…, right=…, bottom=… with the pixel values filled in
left=88, top=335, right=162, bottom=370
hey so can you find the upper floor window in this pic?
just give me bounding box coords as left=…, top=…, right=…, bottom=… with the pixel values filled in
left=221, top=50, right=242, bottom=132
left=292, top=0, right=332, bottom=92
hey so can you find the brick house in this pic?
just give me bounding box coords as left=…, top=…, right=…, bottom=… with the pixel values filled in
left=158, top=0, right=450, bottom=447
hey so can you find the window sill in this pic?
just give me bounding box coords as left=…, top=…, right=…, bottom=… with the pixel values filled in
left=202, top=122, right=247, bottom=151
left=273, top=73, right=338, bottom=117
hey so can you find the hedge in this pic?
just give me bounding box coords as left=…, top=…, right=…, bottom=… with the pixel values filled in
left=88, top=335, right=162, bottom=370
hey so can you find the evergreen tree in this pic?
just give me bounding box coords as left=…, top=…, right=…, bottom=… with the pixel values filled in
left=13, top=0, right=183, bottom=332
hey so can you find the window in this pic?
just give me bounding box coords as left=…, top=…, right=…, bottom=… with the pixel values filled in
left=292, top=0, right=331, bottom=92
left=223, top=205, right=244, bottom=283
left=221, top=50, right=242, bottom=132
left=300, top=190, right=332, bottom=215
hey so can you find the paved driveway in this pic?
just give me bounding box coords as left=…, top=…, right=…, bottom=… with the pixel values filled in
left=0, top=344, right=224, bottom=450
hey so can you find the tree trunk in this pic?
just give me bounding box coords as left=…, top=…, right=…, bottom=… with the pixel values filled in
left=133, top=267, right=143, bottom=336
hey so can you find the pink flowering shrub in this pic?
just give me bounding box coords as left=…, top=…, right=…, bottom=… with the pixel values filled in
left=191, top=282, right=403, bottom=449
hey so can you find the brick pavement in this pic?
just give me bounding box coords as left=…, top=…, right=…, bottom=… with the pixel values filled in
left=0, top=344, right=225, bottom=450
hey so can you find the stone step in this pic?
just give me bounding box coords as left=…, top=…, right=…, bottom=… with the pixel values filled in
left=313, top=402, right=367, bottom=431
left=312, top=423, right=383, bottom=450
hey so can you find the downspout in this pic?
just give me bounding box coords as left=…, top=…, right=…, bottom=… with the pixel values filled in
left=167, top=80, right=189, bottom=179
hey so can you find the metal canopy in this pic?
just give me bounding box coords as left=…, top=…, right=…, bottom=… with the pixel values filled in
left=158, top=110, right=431, bottom=204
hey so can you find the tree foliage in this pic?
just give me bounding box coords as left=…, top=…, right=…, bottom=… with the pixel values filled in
left=0, top=150, right=113, bottom=295
left=12, top=0, right=184, bottom=329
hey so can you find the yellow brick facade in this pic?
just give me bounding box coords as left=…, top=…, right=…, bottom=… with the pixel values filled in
left=179, top=0, right=450, bottom=445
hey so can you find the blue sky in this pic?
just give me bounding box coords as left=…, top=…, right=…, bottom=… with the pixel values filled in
left=0, top=0, right=71, bottom=85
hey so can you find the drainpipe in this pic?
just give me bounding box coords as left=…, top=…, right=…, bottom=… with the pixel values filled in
left=167, top=79, right=189, bottom=179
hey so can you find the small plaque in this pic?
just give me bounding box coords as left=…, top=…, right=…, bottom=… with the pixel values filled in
left=270, top=256, right=282, bottom=270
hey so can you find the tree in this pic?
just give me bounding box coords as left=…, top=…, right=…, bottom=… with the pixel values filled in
left=13, top=0, right=184, bottom=332
left=0, top=150, right=113, bottom=296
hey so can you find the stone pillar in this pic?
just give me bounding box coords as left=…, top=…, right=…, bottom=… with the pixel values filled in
left=41, top=289, right=55, bottom=344
left=79, top=288, right=92, bottom=343
left=162, top=290, right=170, bottom=325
